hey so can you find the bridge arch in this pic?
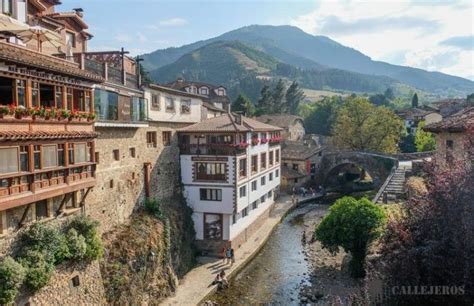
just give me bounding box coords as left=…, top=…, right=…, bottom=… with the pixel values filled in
left=317, top=151, right=398, bottom=189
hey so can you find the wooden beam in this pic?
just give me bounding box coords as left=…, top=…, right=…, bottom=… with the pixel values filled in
left=19, top=203, right=32, bottom=228
left=0, top=210, right=7, bottom=235
left=56, top=193, right=71, bottom=216
left=79, top=187, right=92, bottom=207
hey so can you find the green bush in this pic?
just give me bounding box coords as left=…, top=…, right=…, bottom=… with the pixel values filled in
left=144, top=198, right=165, bottom=220
left=69, top=215, right=104, bottom=260
left=315, top=196, right=386, bottom=278
left=0, top=257, right=25, bottom=304
left=66, top=228, right=87, bottom=260
left=19, top=223, right=68, bottom=264
left=18, top=250, right=54, bottom=291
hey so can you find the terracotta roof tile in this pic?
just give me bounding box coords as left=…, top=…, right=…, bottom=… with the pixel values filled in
left=177, top=113, right=282, bottom=133
left=281, top=140, right=323, bottom=160
left=0, top=130, right=99, bottom=141
left=281, top=165, right=306, bottom=179
left=0, top=42, right=103, bottom=82
left=424, top=107, right=474, bottom=133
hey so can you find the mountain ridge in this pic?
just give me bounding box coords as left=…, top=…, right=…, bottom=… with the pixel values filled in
left=142, top=25, right=474, bottom=96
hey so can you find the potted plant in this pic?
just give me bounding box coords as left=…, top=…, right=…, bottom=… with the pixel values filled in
left=251, top=138, right=260, bottom=146
left=60, top=109, right=70, bottom=120
left=0, top=105, right=9, bottom=118
left=14, top=106, right=27, bottom=119
left=87, top=112, right=96, bottom=122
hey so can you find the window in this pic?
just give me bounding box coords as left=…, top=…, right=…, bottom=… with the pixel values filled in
left=66, top=32, right=76, bottom=48
left=241, top=207, right=248, bottom=218
left=113, top=149, right=120, bottom=161
left=239, top=185, right=246, bottom=198
left=181, top=99, right=191, bottom=114
left=268, top=190, right=272, bottom=198
left=294, top=178, right=298, bottom=183
left=20, top=146, right=28, bottom=172
left=260, top=195, right=266, bottom=203
left=129, top=147, right=136, bottom=158
left=199, top=87, right=209, bottom=95
left=269, top=151, right=274, bottom=166
left=200, top=189, right=222, bottom=201
left=252, top=201, right=257, bottom=210
left=75, top=144, right=87, bottom=164
left=239, top=158, right=247, bottom=178
left=275, top=150, right=280, bottom=163
left=42, top=145, right=57, bottom=168
left=261, top=176, right=266, bottom=186
left=446, top=140, right=454, bottom=150
left=55, top=86, right=63, bottom=109
left=165, top=97, right=174, bottom=111
left=146, top=131, right=157, bottom=148
left=71, top=276, right=80, bottom=287
left=2, top=0, right=12, bottom=15
left=232, top=213, right=237, bottom=224
left=217, top=88, right=226, bottom=96
left=189, top=86, right=197, bottom=94
left=16, top=80, right=26, bottom=107
left=251, top=155, right=258, bottom=173
left=204, top=213, right=222, bottom=240
left=261, top=153, right=266, bottom=169
left=34, top=145, right=42, bottom=169
left=269, top=172, right=273, bottom=181
left=0, top=147, right=18, bottom=174
left=162, top=131, right=171, bottom=146
left=95, top=152, right=100, bottom=164
left=151, top=94, right=160, bottom=110
left=66, top=88, right=73, bottom=110
left=276, top=169, right=279, bottom=178
left=196, top=163, right=226, bottom=181
left=32, top=82, right=39, bottom=107
left=293, top=164, right=299, bottom=171
left=251, top=180, right=257, bottom=191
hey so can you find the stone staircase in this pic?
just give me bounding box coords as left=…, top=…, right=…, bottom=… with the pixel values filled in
left=374, top=163, right=412, bottom=204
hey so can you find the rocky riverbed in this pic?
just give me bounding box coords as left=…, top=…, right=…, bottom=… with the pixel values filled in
left=299, top=204, right=363, bottom=305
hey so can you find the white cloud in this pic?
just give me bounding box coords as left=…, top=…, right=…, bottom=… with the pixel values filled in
left=290, top=0, right=474, bottom=79
left=159, top=17, right=188, bottom=27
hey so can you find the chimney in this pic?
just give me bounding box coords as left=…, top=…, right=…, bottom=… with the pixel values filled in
left=235, top=113, right=242, bottom=125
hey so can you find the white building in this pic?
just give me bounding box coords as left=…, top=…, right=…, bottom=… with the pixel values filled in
left=177, top=113, right=283, bottom=255
left=144, top=83, right=227, bottom=124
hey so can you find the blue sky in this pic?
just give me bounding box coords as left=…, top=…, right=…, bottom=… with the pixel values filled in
left=61, top=0, right=473, bottom=80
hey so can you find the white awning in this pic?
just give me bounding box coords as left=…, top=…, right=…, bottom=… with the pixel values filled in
left=0, top=14, right=29, bottom=33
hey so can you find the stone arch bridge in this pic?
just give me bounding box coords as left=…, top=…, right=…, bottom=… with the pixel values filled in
left=316, top=151, right=399, bottom=188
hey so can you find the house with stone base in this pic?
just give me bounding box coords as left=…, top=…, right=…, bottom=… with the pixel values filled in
left=177, top=113, right=282, bottom=255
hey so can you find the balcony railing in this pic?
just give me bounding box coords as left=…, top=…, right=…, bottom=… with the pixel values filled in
left=196, top=173, right=226, bottom=181
left=179, top=144, right=246, bottom=156
left=0, top=163, right=95, bottom=199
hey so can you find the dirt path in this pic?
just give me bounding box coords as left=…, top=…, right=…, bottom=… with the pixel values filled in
left=299, top=204, right=363, bottom=305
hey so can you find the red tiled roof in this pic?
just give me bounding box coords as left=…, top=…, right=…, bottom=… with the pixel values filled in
left=424, top=107, right=474, bottom=133
left=177, top=113, right=282, bottom=133
left=0, top=131, right=99, bottom=141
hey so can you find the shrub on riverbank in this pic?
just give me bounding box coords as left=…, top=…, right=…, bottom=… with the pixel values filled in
left=314, top=196, right=386, bottom=278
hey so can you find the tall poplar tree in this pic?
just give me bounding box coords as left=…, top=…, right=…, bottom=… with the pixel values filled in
left=272, top=79, right=286, bottom=113
left=256, top=85, right=274, bottom=115
left=286, top=81, right=305, bottom=115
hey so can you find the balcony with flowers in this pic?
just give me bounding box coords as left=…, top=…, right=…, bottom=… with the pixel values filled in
left=0, top=104, right=96, bottom=122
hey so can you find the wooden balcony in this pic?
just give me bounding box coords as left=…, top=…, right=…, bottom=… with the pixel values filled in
left=0, top=163, right=96, bottom=211
left=179, top=144, right=246, bottom=156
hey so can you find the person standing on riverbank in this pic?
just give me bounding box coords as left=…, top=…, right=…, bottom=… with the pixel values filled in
left=225, top=247, right=232, bottom=264
left=230, top=247, right=235, bottom=265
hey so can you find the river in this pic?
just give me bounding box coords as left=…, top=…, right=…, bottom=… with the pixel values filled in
left=208, top=204, right=317, bottom=305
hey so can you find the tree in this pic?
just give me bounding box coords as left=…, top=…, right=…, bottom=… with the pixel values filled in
left=0, top=257, right=25, bottom=304
left=272, top=79, right=286, bottom=113
left=369, top=93, right=389, bottom=106
left=467, top=93, right=474, bottom=106
left=139, top=63, right=153, bottom=85
left=285, top=81, right=305, bottom=115
left=303, top=96, right=343, bottom=136
left=315, top=197, right=386, bottom=278
left=256, top=85, right=274, bottom=115
left=384, top=87, right=395, bottom=100
left=414, top=120, right=436, bottom=152
left=399, top=133, right=416, bottom=153
left=332, top=97, right=403, bottom=153
left=231, top=94, right=255, bottom=116
left=411, top=93, right=419, bottom=108
left=381, top=129, right=474, bottom=304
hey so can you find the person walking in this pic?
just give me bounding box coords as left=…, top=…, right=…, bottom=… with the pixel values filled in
left=221, top=246, right=227, bottom=264
left=225, top=247, right=232, bottom=264
left=230, top=247, right=235, bottom=265
left=220, top=269, right=229, bottom=288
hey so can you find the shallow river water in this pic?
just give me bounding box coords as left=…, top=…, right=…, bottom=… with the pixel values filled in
left=209, top=204, right=316, bottom=305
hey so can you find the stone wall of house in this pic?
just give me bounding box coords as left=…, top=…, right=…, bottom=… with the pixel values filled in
left=433, top=132, right=467, bottom=166
left=286, top=120, right=305, bottom=141
left=85, top=122, right=187, bottom=234
left=16, top=261, right=106, bottom=305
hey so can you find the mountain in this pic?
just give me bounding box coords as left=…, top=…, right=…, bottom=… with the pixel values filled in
left=150, top=41, right=400, bottom=102
left=142, top=25, right=474, bottom=96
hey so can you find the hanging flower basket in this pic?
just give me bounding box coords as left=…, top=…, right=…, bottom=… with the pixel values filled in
left=251, top=138, right=260, bottom=146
